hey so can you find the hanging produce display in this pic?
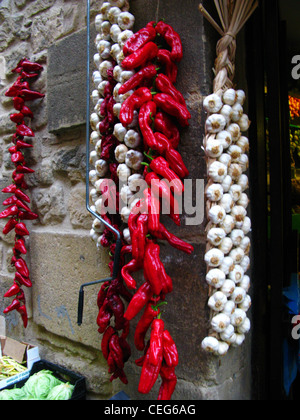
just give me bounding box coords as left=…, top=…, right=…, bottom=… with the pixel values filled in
left=88, top=0, right=193, bottom=400
left=199, top=1, right=258, bottom=356
left=1, top=58, right=44, bottom=328
left=289, top=95, right=300, bottom=120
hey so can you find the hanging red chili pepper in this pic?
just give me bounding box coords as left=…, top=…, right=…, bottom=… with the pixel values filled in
left=2, top=58, right=44, bottom=329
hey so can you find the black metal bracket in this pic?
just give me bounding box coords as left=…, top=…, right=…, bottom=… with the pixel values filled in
left=77, top=0, right=122, bottom=326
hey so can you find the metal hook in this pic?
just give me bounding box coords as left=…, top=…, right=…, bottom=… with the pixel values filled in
left=77, top=0, right=122, bottom=326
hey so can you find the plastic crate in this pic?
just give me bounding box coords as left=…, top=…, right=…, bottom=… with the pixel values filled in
left=5, top=359, right=86, bottom=400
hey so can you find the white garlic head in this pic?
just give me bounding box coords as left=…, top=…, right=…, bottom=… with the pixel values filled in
left=223, top=89, right=237, bottom=106
left=204, top=248, right=225, bottom=268
left=218, top=237, right=233, bottom=255
left=211, top=313, right=231, bottom=333
left=201, top=337, right=220, bottom=353
left=228, top=265, right=245, bottom=284
left=217, top=130, right=233, bottom=149
left=208, top=205, right=226, bottom=225
left=205, top=138, right=224, bottom=158
left=206, top=184, right=224, bottom=202
left=203, top=94, right=223, bottom=114
left=220, top=279, right=236, bottom=297
left=206, top=269, right=226, bottom=288
left=207, top=228, right=226, bottom=247
left=208, top=161, right=228, bottom=183
left=205, top=114, right=227, bottom=134
left=208, top=292, right=228, bottom=312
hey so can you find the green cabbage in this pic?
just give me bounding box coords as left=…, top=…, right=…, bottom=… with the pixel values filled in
left=0, top=387, right=26, bottom=400
left=23, top=370, right=62, bottom=400
left=47, top=383, right=74, bottom=400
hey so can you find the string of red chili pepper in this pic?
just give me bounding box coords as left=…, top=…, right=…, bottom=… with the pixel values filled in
left=117, top=21, right=194, bottom=399
left=1, top=58, right=44, bottom=328
left=93, top=65, right=135, bottom=385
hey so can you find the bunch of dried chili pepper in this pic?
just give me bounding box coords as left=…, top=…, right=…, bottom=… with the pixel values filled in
left=115, top=20, right=194, bottom=400
left=2, top=58, right=44, bottom=328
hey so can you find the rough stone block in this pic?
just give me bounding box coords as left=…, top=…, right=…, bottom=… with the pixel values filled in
left=47, top=26, right=96, bottom=134
left=30, top=230, right=111, bottom=348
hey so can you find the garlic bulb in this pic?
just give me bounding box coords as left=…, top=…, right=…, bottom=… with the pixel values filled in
left=208, top=205, right=226, bottom=224
left=241, top=217, right=251, bottom=234
left=117, top=163, right=131, bottom=181
left=229, top=184, right=242, bottom=202
left=219, top=215, right=235, bottom=234
left=95, top=159, right=108, bottom=177
left=232, top=333, right=245, bottom=347
left=215, top=341, right=229, bottom=356
left=211, top=313, right=231, bottom=333
left=208, top=292, right=228, bottom=312
left=218, top=237, right=233, bottom=255
left=228, top=145, right=242, bottom=162
left=114, top=144, right=128, bottom=163
left=208, top=161, right=227, bottom=183
left=223, top=89, right=237, bottom=106
left=201, top=337, right=220, bottom=353
left=219, top=193, right=234, bottom=213
left=230, top=229, right=245, bottom=246
left=228, top=265, right=244, bottom=284
left=220, top=279, right=236, bottom=297
left=204, top=248, right=225, bottom=268
left=227, top=123, right=241, bottom=142
left=220, top=324, right=235, bottom=342
left=231, top=103, right=243, bottom=122
left=205, top=114, right=227, bottom=134
left=207, top=228, right=226, bottom=246
left=230, top=308, right=247, bottom=327
left=237, top=317, right=251, bottom=334
left=231, top=206, right=247, bottom=228
left=118, top=12, right=135, bottom=30
left=236, top=90, right=246, bottom=105
left=216, top=130, right=232, bottom=149
left=229, top=247, right=245, bottom=265
left=125, top=149, right=144, bottom=171
left=222, top=300, right=236, bottom=317
left=218, top=153, right=232, bottom=167
left=230, top=287, right=246, bottom=304
left=123, top=227, right=131, bottom=244
left=124, top=129, right=141, bottom=148
left=206, top=184, right=224, bottom=202
left=240, top=237, right=251, bottom=254
left=113, top=123, right=127, bottom=142
left=228, top=163, right=242, bottom=181
left=238, top=114, right=251, bottom=132
left=203, top=94, right=223, bottom=114
left=128, top=173, right=144, bottom=192
left=239, top=275, right=250, bottom=292
left=236, top=136, right=249, bottom=153
left=206, top=269, right=226, bottom=288
left=239, top=294, right=252, bottom=312
left=237, top=193, right=249, bottom=208
left=220, top=104, right=233, bottom=125
left=221, top=175, right=233, bottom=193
left=219, top=256, right=234, bottom=275
left=205, top=138, right=224, bottom=158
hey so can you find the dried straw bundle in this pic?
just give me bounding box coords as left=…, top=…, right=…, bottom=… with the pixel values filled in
left=199, top=0, right=258, bottom=95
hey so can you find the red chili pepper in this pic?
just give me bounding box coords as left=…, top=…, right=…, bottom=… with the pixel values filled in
left=150, top=157, right=184, bottom=196
left=153, top=93, right=191, bottom=127
left=138, top=101, right=158, bottom=149
left=3, top=196, right=31, bottom=213
left=121, top=258, right=142, bottom=290
left=101, top=327, right=116, bottom=360
left=143, top=240, right=173, bottom=295
left=155, top=73, right=186, bottom=105
left=15, top=223, right=30, bottom=236
left=143, top=188, right=160, bottom=234
left=11, top=151, right=25, bottom=164
left=149, top=318, right=165, bottom=365
left=107, top=294, right=126, bottom=331
left=20, top=105, right=34, bottom=119
left=0, top=205, right=19, bottom=219
left=10, top=113, right=24, bottom=124
left=110, top=368, right=128, bottom=384
left=14, top=238, right=27, bottom=255
left=154, top=111, right=180, bottom=149
left=21, top=71, right=39, bottom=80
left=15, top=165, right=35, bottom=174
left=5, top=81, right=29, bottom=97
left=123, top=26, right=157, bottom=56
left=122, top=42, right=159, bottom=70
left=124, top=281, right=153, bottom=321
left=2, top=184, right=17, bottom=194
left=4, top=283, right=21, bottom=298
left=97, top=298, right=112, bottom=334
left=155, top=21, right=183, bottom=62
left=138, top=339, right=163, bottom=395
left=18, top=210, right=38, bottom=221
left=15, top=189, right=30, bottom=203
left=134, top=302, right=160, bottom=351
left=3, top=218, right=18, bottom=235
left=14, top=272, right=32, bottom=288
left=14, top=258, right=30, bottom=278
left=13, top=96, right=25, bottom=111
left=162, top=330, right=179, bottom=368
left=145, top=171, right=180, bottom=226
left=9, top=145, right=18, bottom=154
left=17, top=305, right=28, bottom=328
left=109, top=334, right=125, bottom=370
left=119, top=87, right=153, bottom=126
left=118, top=64, right=157, bottom=95
left=155, top=223, right=194, bottom=255
left=15, top=124, right=35, bottom=137
left=97, top=281, right=110, bottom=309
left=21, top=60, right=43, bottom=73
left=3, top=299, right=21, bottom=314
left=157, top=365, right=177, bottom=400
left=16, top=140, right=33, bottom=149
left=19, top=89, right=45, bottom=101
left=156, top=133, right=189, bottom=178
left=157, top=49, right=178, bottom=84
left=131, top=214, right=148, bottom=263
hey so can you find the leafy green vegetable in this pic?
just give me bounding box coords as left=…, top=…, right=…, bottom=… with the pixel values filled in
left=23, top=370, right=62, bottom=400
left=0, top=387, right=26, bottom=400
left=47, top=383, right=74, bottom=400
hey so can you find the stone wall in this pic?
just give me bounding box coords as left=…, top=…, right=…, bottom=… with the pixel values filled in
left=0, top=0, right=252, bottom=400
